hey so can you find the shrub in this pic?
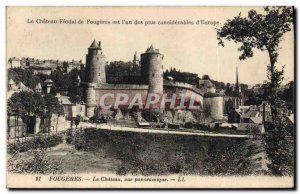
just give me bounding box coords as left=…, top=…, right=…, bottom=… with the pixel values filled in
left=183, top=122, right=210, bottom=131
left=73, top=129, right=85, bottom=150
left=65, top=128, right=73, bottom=144
left=7, top=134, right=63, bottom=154
left=8, top=149, right=63, bottom=174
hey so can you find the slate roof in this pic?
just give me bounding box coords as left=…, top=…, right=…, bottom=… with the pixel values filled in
left=237, top=123, right=264, bottom=133
left=17, top=82, right=32, bottom=92
left=198, top=79, right=214, bottom=88
left=44, top=79, right=53, bottom=83
left=243, top=110, right=260, bottom=118
left=145, top=45, right=159, bottom=53
left=89, top=39, right=101, bottom=50
left=250, top=116, right=263, bottom=124
left=8, top=79, right=15, bottom=85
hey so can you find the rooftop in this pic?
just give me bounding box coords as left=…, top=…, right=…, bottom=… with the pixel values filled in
left=57, top=95, right=72, bottom=105
left=8, top=79, right=15, bottom=85
left=198, top=79, right=214, bottom=88
left=44, top=79, right=53, bottom=83
left=145, top=45, right=160, bottom=53
left=237, top=123, right=264, bottom=133
left=89, top=39, right=101, bottom=50
left=250, top=117, right=263, bottom=124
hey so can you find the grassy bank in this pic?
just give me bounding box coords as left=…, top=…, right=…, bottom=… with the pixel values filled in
left=70, top=128, right=267, bottom=176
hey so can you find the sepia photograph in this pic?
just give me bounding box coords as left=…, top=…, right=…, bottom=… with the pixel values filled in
left=5, top=6, right=295, bottom=189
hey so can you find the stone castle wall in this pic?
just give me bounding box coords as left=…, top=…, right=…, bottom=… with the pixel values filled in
left=163, top=86, right=203, bottom=109
left=91, top=84, right=204, bottom=111
left=84, top=41, right=223, bottom=122
left=94, top=84, right=149, bottom=109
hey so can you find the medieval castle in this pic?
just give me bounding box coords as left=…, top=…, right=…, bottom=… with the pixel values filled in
left=82, top=40, right=224, bottom=122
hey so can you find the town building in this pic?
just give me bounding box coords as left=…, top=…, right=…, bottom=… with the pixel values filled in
left=8, top=57, right=83, bottom=75
left=7, top=79, right=32, bottom=99
left=8, top=57, right=21, bottom=69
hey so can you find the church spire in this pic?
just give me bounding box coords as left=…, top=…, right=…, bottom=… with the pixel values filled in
left=234, top=66, right=241, bottom=93
left=133, top=51, right=140, bottom=66
left=133, top=51, right=138, bottom=61
left=233, top=66, right=243, bottom=108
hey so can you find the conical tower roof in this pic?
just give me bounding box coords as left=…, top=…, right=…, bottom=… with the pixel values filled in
left=146, top=44, right=155, bottom=53
left=89, top=39, right=101, bottom=50
left=145, top=44, right=159, bottom=53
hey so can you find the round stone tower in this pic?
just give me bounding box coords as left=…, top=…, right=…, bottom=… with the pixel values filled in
left=140, top=45, right=164, bottom=95
left=84, top=39, right=106, bottom=118
left=85, top=39, right=106, bottom=84
left=85, top=83, right=96, bottom=118
left=203, top=93, right=224, bottom=121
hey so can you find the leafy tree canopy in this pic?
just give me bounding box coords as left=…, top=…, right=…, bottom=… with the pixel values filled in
left=7, top=91, right=45, bottom=118
left=217, top=6, right=293, bottom=90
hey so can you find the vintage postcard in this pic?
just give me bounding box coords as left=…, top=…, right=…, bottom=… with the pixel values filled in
left=6, top=6, right=295, bottom=189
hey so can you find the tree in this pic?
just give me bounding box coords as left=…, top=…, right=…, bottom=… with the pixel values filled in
left=7, top=92, right=26, bottom=118
left=217, top=6, right=294, bottom=176
left=67, top=69, right=82, bottom=103
left=50, top=69, right=66, bottom=92
left=7, top=93, right=26, bottom=138
left=165, top=69, right=169, bottom=75
left=217, top=6, right=293, bottom=114
left=278, top=81, right=294, bottom=111
left=35, top=73, right=50, bottom=84
left=7, top=91, right=46, bottom=135
left=49, top=68, right=84, bottom=102
left=9, top=91, right=45, bottom=119
left=202, top=75, right=210, bottom=80
left=62, top=61, right=69, bottom=73
left=8, top=68, right=40, bottom=90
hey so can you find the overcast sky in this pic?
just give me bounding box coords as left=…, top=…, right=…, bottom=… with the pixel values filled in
left=7, top=7, right=294, bottom=85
